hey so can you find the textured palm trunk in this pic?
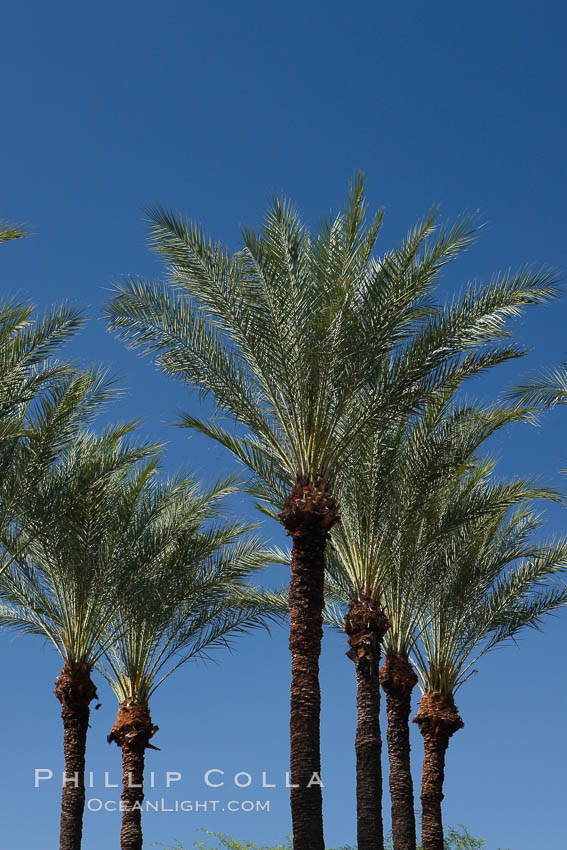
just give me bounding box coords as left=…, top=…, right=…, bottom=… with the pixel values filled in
left=279, top=474, right=340, bottom=850
left=413, top=691, right=464, bottom=850
left=54, top=661, right=98, bottom=850
left=345, top=598, right=389, bottom=850
left=379, top=652, right=418, bottom=850
left=108, top=701, right=159, bottom=850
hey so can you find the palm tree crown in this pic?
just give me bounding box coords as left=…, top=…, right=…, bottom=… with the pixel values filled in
left=0, top=422, right=160, bottom=669
left=99, top=474, right=278, bottom=707
left=105, top=178, right=557, bottom=505
left=412, top=498, right=567, bottom=698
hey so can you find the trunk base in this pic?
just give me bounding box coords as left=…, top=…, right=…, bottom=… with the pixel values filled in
left=278, top=473, right=340, bottom=533
left=380, top=651, right=418, bottom=696
left=107, top=701, right=159, bottom=749
left=54, top=661, right=98, bottom=718
left=413, top=691, right=464, bottom=739
left=345, top=597, right=389, bottom=671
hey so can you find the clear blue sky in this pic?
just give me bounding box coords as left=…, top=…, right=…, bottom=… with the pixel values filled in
left=1, top=1, right=566, bottom=847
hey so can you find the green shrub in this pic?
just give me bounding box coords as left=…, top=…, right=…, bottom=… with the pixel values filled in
left=153, top=823, right=510, bottom=850
left=152, top=835, right=293, bottom=850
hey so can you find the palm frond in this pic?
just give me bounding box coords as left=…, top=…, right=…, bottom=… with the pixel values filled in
left=508, top=361, right=567, bottom=409
left=0, top=222, right=28, bottom=243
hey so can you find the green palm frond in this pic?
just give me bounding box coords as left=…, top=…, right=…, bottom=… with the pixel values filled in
left=0, top=222, right=28, bottom=243
left=509, top=360, right=567, bottom=409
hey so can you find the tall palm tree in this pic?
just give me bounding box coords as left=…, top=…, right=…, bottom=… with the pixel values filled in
left=106, top=177, right=558, bottom=848
left=0, top=417, right=158, bottom=850
left=410, top=495, right=567, bottom=850
left=378, top=460, right=561, bottom=850
left=323, top=395, right=542, bottom=850
left=97, top=477, right=277, bottom=850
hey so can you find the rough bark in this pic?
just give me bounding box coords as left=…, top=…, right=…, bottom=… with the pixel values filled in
left=345, top=598, right=389, bottom=850
left=380, top=652, right=418, bottom=850
left=279, top=474, right=339, bottom=850
left=108, top=701, right=159, bottom=850
left=413, top=691, right=464, bottom=850
left=54, top=661, right=98, bottom=850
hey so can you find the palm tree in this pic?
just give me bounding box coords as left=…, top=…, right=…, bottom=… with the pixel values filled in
left=378, top=459, right=560, bottom=850
left=106, top=177, right=558, bottom=848
left=411, top=495, right=567, bottom=850
left=97, top=476, right=278, bottom=850
left=0, top=415, right=158, bottom=850
left=324, top=395, right=541, bottom=850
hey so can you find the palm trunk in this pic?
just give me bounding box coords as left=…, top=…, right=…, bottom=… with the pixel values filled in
left=279, top=474, right=340, bottom=850
left=379, top=652, right=418, bottom=850
left=108, top=701, right=159, bottom=850
left=345, top=599, right=389, bottom=850
left=413, top=691, right=464, bottom=850
left=54, top=661, right=98, bottom=850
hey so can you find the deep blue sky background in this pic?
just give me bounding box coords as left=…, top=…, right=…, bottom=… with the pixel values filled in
left=1, top=1, right=566, bottom=847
